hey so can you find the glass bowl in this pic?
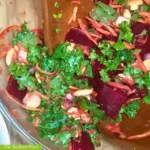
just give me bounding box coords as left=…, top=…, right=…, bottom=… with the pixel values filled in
left=0, top=0, right=147, bottom=150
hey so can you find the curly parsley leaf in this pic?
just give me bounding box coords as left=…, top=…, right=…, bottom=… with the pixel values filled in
left=123, top=100, right=140, bottom=118
left=80, top=98, right=106, bottom=124
left=9, top=62, right=35, bottom=89
left=99, top=69, right=110, bottom=82
left=12, top=22, right=38, bottom=48
left=119, top=21, right=133, bottom=43
left=27, top=45, right=41, bottom=65
left=112, top=100, right=140, bottom=123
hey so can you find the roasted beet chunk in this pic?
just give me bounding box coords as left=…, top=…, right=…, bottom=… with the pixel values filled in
left=70, top=132, right=94, bottom=150
left=96, top=83, right=128, bottom=119
left=65, top=28, right=96, bottom=48
left=132, top=22, right=150, bottom=60
left=7, top=76, right=27, bottom=101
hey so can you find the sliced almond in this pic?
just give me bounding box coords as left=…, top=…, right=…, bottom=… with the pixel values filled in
left=123, top=9, right=131, bottom=20
left=118, top=73, right=135, bottom=85
left=14, top=45, right=19, bottom=51
left=143, top=59, right=150, bottom=71
left=128, top=0, right=143, bottom=11
left=116, top=16, right=130, bottom=26
left=118, top=74, right=133, bottom=80
left=73, top=88, right=93, bottom=97
left=81, top=113, right=92, bottom=124
left=67, top=107, right=80, bottom=120
left=6, top=48, right=16, bottom=66
left=67, top=43, right=75, bottom=51
left=80, top=65, right=86, bottom=74
left=35, top=72, right=41, bottom=83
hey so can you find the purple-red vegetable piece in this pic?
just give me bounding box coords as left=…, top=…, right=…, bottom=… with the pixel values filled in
left=96, top=82, right=128, bottom=119
left=71, top=132, right=94, bottom=150
left=7, top=76, right=27, bottom=101
left=65, top=27, right=96, bottom=48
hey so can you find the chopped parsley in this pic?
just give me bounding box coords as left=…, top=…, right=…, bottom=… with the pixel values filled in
left=55, top=28, right=61, bottom=33
left=54, top=1, right=59, bottom=8
left=112, top=100, right=140, bottom=123
left=53, top=13, right=63, bottom=19
left=119, top=21, right=133, bottom=43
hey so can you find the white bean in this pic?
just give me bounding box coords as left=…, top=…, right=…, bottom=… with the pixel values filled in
left=23, top=93, right=41, bottom=108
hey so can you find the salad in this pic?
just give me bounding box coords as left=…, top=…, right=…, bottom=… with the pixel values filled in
left=0, top=0, right=150, bottom=149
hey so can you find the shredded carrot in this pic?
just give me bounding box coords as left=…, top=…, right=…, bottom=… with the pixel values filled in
left=68, top=6, right=78, bottom=24
left=139, top=11, right=150, bottom=17
left=110, top=5, right=122, bottom=8
left=35, top=63, right=56, bottom=76
left=123, top=42, right=135, bottom=50
left=71, top=0, right=81, bottom=5
left=87, top=129, right=96, bottom=134
left=134, top=51, right=147, bottom=74
left=17, top=43, right=28, bottom=52
left=0, top=44, right=13, bottom=59
left=80, top=46, right=90, bottom=56
left=107, top=40, right=115, bottom=45
left=86, top=16, right=102, bottom=28
left=0, top=25, right=21, bottom=39
left=96, top=27, right=111, bottom=35
left=127, top=130, right=150, bottom=139
left=108, top=82, right=132, bottom=95
left=27, top=87, right=49, bottom=100
left=6, top=74, right=10, bottom=82
left=126, top=97, right=140, bottom=104
left=72, top=6, right=78, bottom=22
left=105, top=123, right=126, bottom=138
left=68, top=16, right=73, bottom=25
left=144, top=0, right=150, bottom=5
left=4, top=88, right=43, bottom=112
left=137, top=36, right=148, bottom=44
left=69, top=86, right=80, bottom=90
left=99, top=22, right=118, bottom=36
left=89, top=33, right=101, bottom=38
left=10, top=109, right=20, bottom=119
left=137, top=19, right=147, bottom=24
left=78, top=18, right=98, bottom=45
left=34, top=90, right=49, bottom=100
left=34, top=116, right=40, bottom=127
left=0, top=39, right=6, bottom=48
